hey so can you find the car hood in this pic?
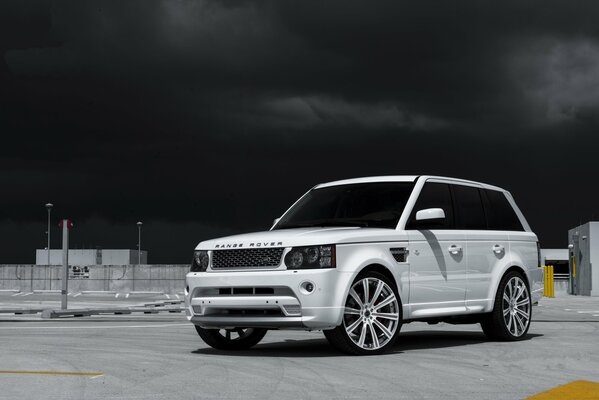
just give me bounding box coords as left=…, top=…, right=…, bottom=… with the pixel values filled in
left=196, top=227, right=408, bottom=250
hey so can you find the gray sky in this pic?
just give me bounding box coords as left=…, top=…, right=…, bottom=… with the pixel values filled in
left=1, top=1, right=598, bottom=262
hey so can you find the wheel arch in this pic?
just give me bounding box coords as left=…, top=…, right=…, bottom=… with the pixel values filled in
left=357, top=264, right=396, bottom=285
left=351, top=263, right=406, bottom=310
left=486, top=264, right=529, bottom=312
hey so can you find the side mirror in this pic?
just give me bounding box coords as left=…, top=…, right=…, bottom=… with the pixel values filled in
left=271, top=217, right=281, bottom=229
left=415, top=208, right=445, bottom=221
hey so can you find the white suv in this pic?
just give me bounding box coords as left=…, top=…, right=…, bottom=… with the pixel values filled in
left=185, top=176, right=543, bottom=354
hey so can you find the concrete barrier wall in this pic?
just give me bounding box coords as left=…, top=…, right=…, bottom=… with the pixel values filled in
left=0, top=265, right=189, bottom=293
left=0, top=265, right=572, bottom=296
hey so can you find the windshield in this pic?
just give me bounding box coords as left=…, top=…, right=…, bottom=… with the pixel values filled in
left=274, top=182, right=415, bottom=229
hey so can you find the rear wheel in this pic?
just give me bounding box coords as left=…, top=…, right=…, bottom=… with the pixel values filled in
left=195, top=326, right=267, bottom=350
left=481, top=271, right=531, bottom=341
left=324, top=271, right=402, bottom=355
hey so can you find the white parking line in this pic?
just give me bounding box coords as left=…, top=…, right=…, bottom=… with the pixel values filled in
left=22, top=292, right=33, bottom=297
left=115, top=293, right=120, bottom=298
left=11, top=293, right=22, bottom=297
left=576, top=311, right=599, bottom=314
left=73, top=293, right=82, bottom=298
left=165, top=294, right=170, bottom=299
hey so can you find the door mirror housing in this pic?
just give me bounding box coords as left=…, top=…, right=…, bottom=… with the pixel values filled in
left=415, top=208, right=445, bottom=221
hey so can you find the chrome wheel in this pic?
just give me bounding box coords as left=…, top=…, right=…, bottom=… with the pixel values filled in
left=502, top=276, right=530, bottom=337
left=343, top=277, right=400, bottom=351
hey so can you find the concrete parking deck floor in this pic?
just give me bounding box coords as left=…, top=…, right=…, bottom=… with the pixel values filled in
left=0, top=294, right=598, bottom=399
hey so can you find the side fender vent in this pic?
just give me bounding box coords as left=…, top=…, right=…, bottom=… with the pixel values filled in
left=390, top=248, right=408, bottom=263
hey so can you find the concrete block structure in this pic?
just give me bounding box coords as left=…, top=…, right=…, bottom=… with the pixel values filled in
left=0, top=264, right=187, bottom=293
left=35, top=249, right=147, bottom=266
left=568, top=222, right=599, bottom=296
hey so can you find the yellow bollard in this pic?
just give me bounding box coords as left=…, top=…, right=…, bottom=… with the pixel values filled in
left=550, top=265, right=555, bottom=297
left=545, top=265, right=548, bottom=297
left=543, top=265, right=554, bottom=298
left=554, top=265, right=556, bottom=296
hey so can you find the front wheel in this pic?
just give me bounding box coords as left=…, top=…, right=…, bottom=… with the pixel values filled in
left=324, top=271, right=402, bottom=355
left=195, top=326, right=267, bottom=350
left=481, top=271, right=531, bottom=341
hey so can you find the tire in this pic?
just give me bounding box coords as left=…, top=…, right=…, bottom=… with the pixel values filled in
left=324, top=271, right=402, bottom=355
left=481, top=271, right=532, bottom=341
left=195, top=326, right=268, bottom=350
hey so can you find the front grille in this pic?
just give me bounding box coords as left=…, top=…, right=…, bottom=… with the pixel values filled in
left=195, top=286, right=295, bottom=297
left=221, top=308, right=283, bottom=316
left=218, top=287, right=275, bottom=295
left=212, top=248, right=284, bottom=269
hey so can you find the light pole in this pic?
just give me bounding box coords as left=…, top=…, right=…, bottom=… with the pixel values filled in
left=45, top=203, right=53, bottom=290
left=45, top=203, right=53, bottom=266
left=137, top=221, right=143, bottom=266
left=135, top=221, right=142, bottom=292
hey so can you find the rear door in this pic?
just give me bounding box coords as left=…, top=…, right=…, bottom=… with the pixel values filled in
left=454, top=186, right=512, bottom=313
left=406, top=181, right=468, bottom=317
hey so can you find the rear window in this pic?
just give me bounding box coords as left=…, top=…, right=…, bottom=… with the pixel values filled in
left=452, top=185, right=486, bottom=230
left=481, top=189, right=524, bottom=231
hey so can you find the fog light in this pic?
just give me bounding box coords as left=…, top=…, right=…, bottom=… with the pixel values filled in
left=300, top=281, right=316, bottom=295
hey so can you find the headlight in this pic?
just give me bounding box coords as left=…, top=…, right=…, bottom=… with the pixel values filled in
left=190, top=250, right=209, bottom=272
left=284, top=245, right=336, bottom=269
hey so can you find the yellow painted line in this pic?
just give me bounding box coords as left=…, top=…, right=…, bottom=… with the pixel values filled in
left=528, top=380, right=599, bottom=400
left=0, top=370, right=103, bottom=377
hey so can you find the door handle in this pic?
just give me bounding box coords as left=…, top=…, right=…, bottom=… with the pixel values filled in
left=448, top=244, right=463, bottom=254
left=492, top=244, right=505, bottom=254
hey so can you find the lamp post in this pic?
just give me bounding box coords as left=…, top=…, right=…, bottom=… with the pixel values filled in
left=45, top=203, right=53, bottom=290
left=135, top=221, right=142, bottom=292
left=45, top=203, right=53, bottom=266
left=137, top=221, right=143, bottom=266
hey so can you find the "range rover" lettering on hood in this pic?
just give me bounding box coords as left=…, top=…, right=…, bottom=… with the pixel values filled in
left=214, top=242, right=283, bottom=248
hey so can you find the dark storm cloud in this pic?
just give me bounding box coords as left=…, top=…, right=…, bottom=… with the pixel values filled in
left=1, top=0, right=599, bottom=262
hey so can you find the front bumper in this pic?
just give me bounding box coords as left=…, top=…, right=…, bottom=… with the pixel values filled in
left=185, top=268, right=352, bottom=330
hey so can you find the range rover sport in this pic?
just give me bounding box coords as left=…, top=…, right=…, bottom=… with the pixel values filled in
left=185, top=176, right=543, bottom=354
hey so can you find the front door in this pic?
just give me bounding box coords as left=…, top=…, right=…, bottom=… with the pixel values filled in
left=406, top=182, right=468, bottom=317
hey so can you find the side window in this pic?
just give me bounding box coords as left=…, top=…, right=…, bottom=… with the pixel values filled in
left=482, top=189, right=524, bottom=231
left=406, top=183, right=454, bottom=229
left=452, top=185, right=486, bottom=230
